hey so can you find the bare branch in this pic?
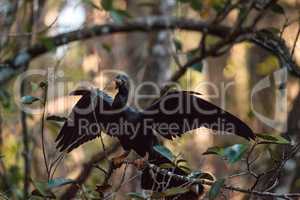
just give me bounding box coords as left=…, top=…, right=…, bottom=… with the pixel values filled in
left=0, top=16, right=298, bottom=85
left=291, top=25, right=300, bottom=57
left=20, top=79, right=30, bottom=199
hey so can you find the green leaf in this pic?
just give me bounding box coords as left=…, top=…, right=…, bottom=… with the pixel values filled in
left=178, top=0, right=191, bottom=3
left=31, top=180, right=56, bottom=199
left=203, top=144, right=248, bottom=164
left=150, top=192, right=165, bottom=199
left=31, top=178, right=75, bottom=198
left=188, top=171, right=215, bottom=181
left=110, top=9, right=130, bottom=24
left=110, top=10, right=123, bottom=24
left=21, top=96, right=40, bottom=104
left=209, top=178, right=225, bottom=200
left=46, top=115, right=67, bottom=122
left=137, top=2, right=156, bottom=8
left=159, top=163, right=174, bottom=169
left=187, top=53, right=203, bottom=72
left=187, top=171, right=203, bottom=179
left=178, top=165, right=191, bottom=174
left=101, top=0, right=113, bottom=11
left=203, top=146, right=225, bottom=156
left=153, top=145, right=175, bottom=162
left=164, top=187, right=189, bottom=196
left=39, top=37, right=56, bottom=51
left=190, top=0, right=202, bottom=11
left=8, top=165, right=22, bottom=185
left=177, top=0, right=202, bottom=11
left=102, top=43, right=112, bottom=52
left=256, top=133, right=290, bottom=144
left=263, top=27, right=281, bottom=35
left=127, top=192, right=146, bottom=200
left=186, top=48, right=203, bottom=72
left=47, top=178, right=75, bottom=189
left=173, top=39, right=182, bottom=51
left=30, top=82, right=39, bottom=92
left=82, top=0, right=101, bottom=9
left=175, top=158, right=188, bottom=165
left=224, top=144, right=248, bottom=164
left=270, top=3, right=285, bottom=15
left=212, top=0, right=226, bottom=13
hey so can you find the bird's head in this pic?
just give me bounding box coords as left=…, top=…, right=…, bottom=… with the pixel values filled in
left=114, top=74, right=129, bottom=90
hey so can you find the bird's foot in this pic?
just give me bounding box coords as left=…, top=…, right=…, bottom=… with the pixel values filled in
left=133, top=152, right=149, bottom=170
left=111, top=151, right=130, bottom=169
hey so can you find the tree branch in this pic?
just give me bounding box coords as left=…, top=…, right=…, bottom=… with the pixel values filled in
left=0, top=16, right=298, bottom=85
left=143, top=162, right=300, bottom=199
left=20, top=79, right=30, bottom=199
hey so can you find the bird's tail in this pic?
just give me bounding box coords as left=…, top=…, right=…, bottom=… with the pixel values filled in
left=141, top=153, right=203, bottom=200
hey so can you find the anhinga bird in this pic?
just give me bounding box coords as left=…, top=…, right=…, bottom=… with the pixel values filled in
left=56, top=74, right=255, bottom=199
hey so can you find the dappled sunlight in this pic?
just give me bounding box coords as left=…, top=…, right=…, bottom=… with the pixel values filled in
left=1, top=0, right=300, bottom=199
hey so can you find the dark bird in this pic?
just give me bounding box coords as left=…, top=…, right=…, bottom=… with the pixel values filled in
left=55, top=74, right=255, bottom=199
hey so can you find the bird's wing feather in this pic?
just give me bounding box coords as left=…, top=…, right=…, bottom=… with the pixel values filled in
left=55, top=90, right=115, bottom=152
left=141, top=91, right=255, bottom=140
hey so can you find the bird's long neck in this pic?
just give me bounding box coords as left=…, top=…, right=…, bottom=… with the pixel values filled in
left=112, top=85, right=129, bottom=109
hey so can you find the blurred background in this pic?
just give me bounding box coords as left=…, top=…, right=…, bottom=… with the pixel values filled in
left=0, top=0, right=300, bottom=199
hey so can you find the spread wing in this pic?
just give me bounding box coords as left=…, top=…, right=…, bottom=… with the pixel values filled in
left=55, top=90, right=115, bottom=152
left=141, top=91, right=255, bottom=140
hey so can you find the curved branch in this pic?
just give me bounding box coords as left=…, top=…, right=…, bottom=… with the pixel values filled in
left=250, top=30, right=300, bottom=76
left=144, top=162, right=300, bottom=199
left=0, top=16, right=298, bottom=85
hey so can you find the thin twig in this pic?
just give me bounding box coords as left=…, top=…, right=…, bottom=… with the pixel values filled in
left=4, top=15, right=58, bottom=37
left=251, top=0, right=277, bottom=27
left=49, top=153, right=65, bottom=179
left=41, top=83, right=50, bottom=180
left=20, top=79, right=30, bottom=199
left=291, top=25, right=300, bottom=57
left=114, top=163, right=128, bottom=193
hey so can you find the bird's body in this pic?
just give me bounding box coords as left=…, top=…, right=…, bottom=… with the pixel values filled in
left=55, top=75, right=255, bottom=199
